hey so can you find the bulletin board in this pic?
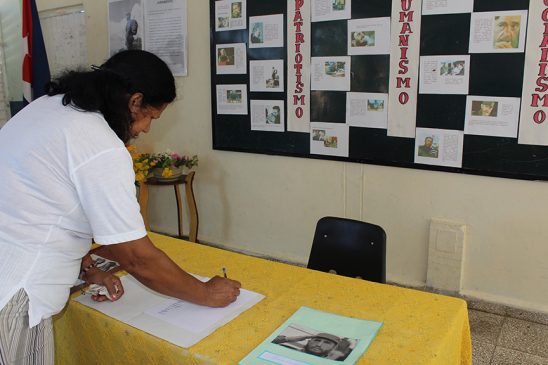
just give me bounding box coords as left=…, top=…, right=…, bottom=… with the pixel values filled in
left=209, top=0, right=548, bottom=181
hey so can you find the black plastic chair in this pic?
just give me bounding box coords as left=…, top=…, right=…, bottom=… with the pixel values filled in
left=307, top=216, right=386, bottom=283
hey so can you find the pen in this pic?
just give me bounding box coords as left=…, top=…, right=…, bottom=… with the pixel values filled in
left=222, top=267, right=227, bottom=278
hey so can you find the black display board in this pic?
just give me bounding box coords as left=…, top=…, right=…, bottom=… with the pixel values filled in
left=210, top=0, right=548, bottom=181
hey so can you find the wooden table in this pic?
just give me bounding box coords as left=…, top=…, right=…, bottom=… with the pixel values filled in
left=138, top=171, right=199, bottom=242
left=54, top=233, right=472, bottom=365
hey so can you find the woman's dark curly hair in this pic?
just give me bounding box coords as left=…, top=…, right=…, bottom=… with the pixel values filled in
left=45, top=50, right=176, bottom=143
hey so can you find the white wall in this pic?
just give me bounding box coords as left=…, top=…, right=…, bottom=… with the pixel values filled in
left=18, top=0, right=548, bottom=314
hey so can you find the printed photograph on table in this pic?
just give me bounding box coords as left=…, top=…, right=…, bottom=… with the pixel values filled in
left=272, top=324, right=358, bottom=361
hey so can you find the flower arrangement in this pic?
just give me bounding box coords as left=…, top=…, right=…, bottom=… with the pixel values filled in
left=126, top=146, right=198, bottom=181
left=127, top=145, right=154, bottom=183
left=150, top=151, right=199, bottom=178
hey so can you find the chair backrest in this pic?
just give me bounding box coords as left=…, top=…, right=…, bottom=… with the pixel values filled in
left=307, top=216, right=386, bottom=283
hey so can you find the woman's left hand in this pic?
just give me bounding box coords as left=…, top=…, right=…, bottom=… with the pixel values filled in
left=86, top=269, right=124, bottom=302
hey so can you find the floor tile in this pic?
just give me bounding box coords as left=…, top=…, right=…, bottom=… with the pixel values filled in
left=472, top=340, right=495, bottom=365
left=490, top=347, right=548, bottom=365
left=465, top=298, right=507, bottom=316
left=468, top=309, right=505, bottom=345
left=498, top=318, right=548, bottom=358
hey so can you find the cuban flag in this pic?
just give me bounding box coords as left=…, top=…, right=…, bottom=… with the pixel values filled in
left=22, top=0, right=50, bottom=104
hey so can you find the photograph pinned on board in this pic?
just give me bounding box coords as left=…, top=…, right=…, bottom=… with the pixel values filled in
left=265, top=106, right=281, bottom=124
left=332, top=0, right=346, bottom=11
left=324, top=136, right=338, bottom=148
left=367, top=99, right=384, bottom=112
left=217, top=16, right=229, bottom=29
left=351, top=31, right=375, bottom=47
left=324, top=62, right=346, bottom=77
left=417, top=136, right=439, bottom=158
left=312, top=129, right=326, bottom=141
left=231, top=1, right=242, bottom=18
left=493, top=14, right=521, bottom=49
left=217, top=47, right=235, bottom=66
left=266, top=67, right=280, bottom=88
left=272, top=324, right=358, bottom=361
left=471, top=100, right=498, bottom=117
left=440, top=60, right=465, bottom=76
left=250, top=22, right=264, bottom=44
left=227, top=89, right=242, bottom=104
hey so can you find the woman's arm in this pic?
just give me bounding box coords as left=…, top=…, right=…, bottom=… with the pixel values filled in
left=106, top=235, right=241, bottom=307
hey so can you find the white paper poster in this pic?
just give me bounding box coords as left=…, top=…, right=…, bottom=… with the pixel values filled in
left=465, top=96, right=521, bottom=138
left=387, top=0, right=422, bottom=138
left=422, top=0, right=473, bottom=15
left=250, top=100, right=285, bottom=132
left=250, top=60, right=284, bottom=92
left=348, top=17, right=390, bottom=56
left=249, top=14, right=284, bottom=48
left=310, top=122, right=349, bottom=157
left=216, top=43, right=247, bottom=75
left=469, top=10, right=528, bottom=54
left=346, top=92, right=388, bottom=129
left=419, top=55, right=470, bottom=95
left=144, top=0, right=187, bottom=76
left=311, top=56, right=351, bottom=91
left=287, top=0, right=311, bottom=133
left=414, top=128, right=464, bottom=168
left=215, top=0, right=246, bottom=31
left=108, top=0, right=144, bottom=56
left=312, top=0, right=351, bottom=22
left=216, top=84, right=248, bottom=115
left=519, top=2, right=548, bottom=145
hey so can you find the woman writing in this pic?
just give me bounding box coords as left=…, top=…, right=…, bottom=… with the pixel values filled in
left=0, top=50, right=240, bottom=364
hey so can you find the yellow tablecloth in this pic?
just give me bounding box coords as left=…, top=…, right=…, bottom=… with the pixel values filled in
left=54, top=233, right=472, bottom=365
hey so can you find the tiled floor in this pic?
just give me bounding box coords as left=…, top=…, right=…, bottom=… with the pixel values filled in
left=467, top=299, right=548, bottom=365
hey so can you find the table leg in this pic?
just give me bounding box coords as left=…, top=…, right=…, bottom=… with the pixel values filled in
left=174, top=184, right=184, bottom=238
left=185, top=172, right=199, bottom=243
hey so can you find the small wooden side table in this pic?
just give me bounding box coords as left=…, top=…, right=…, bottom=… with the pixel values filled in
left=137, top=171, right=199, bottom=242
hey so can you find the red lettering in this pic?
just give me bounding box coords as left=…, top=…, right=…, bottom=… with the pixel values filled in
left=295, top=43, right=301, bottom=53
left=399, top=59, right=409, bottom=74
left=535, top=77, right=548, bottom=93
left=540, top=35, right=548, bottom=48
left=295, top=0, right=304, bottom=11
left=401, top=0, right=412, bottom=11
left=296, top=74, right=302, bottom=85
left=295, top=82, right=303, bottom=94
left=534, top=110, right=546, bottom=124
left=531, top=94, right=548, bottom=107
left=539, top=63, right=548, bottom=77
left=295, top=33, right=304, bottom=43
left=396, top=77, right=411, bottom=88
left=400, top=47, right=408, bottom=59
left=399, top=92, right=409, bottom=105
left=540, top=48, right=548, bottom=62
left=399, top=11, right=413, bottom=22
left=293, top=95, right=305, bottom=105
left=295, top=107, right=304, bottom=118
left=293, top=11, right=303, bottom=23
left=542, top=8, right=548, bottom=22
left=399, top=35, right=409, bottom=47
left=400, top=22, right=413, bottom=34
left=294, top=21, right=302, bottom=33
left=295, top=53, right=303, bottom=64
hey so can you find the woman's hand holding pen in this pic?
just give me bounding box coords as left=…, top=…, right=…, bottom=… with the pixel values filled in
left=203, top=276, right=241, bottom=307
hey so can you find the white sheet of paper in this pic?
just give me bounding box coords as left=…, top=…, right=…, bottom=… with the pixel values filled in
left=250, top=100, right=285, bottom=132
left=422, top=0, right=473, bottom=15
left=347, top=17, right=390, bottom=55
left=414, top=127, right=463, bottom=168
left=469, top=10, right=528, bottom=54
left=250, top=60, right=284, bottom=92
left=74, top=274, right=265, bottom=348
left=310, top=122, right=349, bottom=157
left=419, top=55, right=470, bottom=95
left=346, top=92, right=388, bottom=129
left=465, top=96, right=521, bottom=138
left=216, top=84, right=248, bottom=115
left=144, top=0, right=187, bottom=76
left=215, top=0, right=246, bottom=31
left=312, top=0, right=351, bottom=22
left=311, top=56, right=351, bottom=91
left=249, top=14, right=284, bottom=48
left=216, top=43, right=247, bottom=75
